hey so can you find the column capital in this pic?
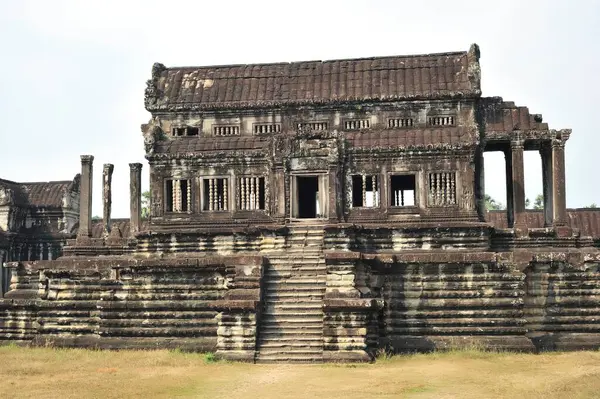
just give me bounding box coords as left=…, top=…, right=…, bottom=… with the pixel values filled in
left=510, top=139, right=525, bottom=150
left=551, top=138, right=565, bottom=149
left=103, top=163, right=114, bottom=173
left=129, top=163, right=143, bottom=172
left=551, top=129, right=571, bottom=148
left=80, top=155, right=94, bottom=164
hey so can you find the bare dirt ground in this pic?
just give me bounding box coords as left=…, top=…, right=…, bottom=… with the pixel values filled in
left=1, top=346, right=600, bottom=399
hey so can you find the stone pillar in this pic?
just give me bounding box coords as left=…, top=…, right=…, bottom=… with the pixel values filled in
left=504, top=149, right=514, bottom=228
left=78, top=155, right=94, bottom=238
left=509, top=140, right=527, bottom=235
left=102, top=164, right=114, bottom=236
left=540, top=143, right=554, bottom=227
left=474, top=147, right=486, bottom=221
left=552, top=131, right=571, bottom=236
left=0, top=250, right=5, bottom=297
left=129, top=163, right=143, bottom=234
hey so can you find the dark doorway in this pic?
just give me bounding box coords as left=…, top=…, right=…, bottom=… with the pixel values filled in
left=297, top=176, right=319, bottom=218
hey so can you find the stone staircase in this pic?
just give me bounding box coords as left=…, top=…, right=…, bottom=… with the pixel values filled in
left=256, top=225, right=326, bottom=363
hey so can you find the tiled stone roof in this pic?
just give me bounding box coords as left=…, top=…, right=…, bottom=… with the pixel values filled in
left=0, top=177, right=79, bottom=209
left=483, top=98, right=549, bottom=132
left=145, top=45, right=481, bottom=111
left=488, top=209, right=600, bottom=238
left=20, top=181, right=72, bottom=208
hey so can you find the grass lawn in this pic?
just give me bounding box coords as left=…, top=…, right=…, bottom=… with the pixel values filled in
left=1, top=346, right=600, bottom=399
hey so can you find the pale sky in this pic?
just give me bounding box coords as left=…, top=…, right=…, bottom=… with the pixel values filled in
left=0, top=0, right=598, bottom=217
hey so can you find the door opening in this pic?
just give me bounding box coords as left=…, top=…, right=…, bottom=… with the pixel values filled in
left=296, top=176, right=320, bottom=218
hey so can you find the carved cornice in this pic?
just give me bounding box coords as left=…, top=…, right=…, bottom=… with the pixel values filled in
left=485, top=128, right=572, bottom=144
left=145, top=92, right=482, bottom=113
left=80, top=155, right=94, bottom=165
left=129, top=163, right=143, bottom=172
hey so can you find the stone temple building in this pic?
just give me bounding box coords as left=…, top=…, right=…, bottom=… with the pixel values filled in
left=0, top=177, right=80, bottom=295
left=2, top=44, right=600, bottom=362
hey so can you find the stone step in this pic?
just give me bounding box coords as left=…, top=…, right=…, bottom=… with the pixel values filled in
left=267, top=254, right=324, bottom=260
left=265, top=266, right=326, bottom=273
left=264, top=303, right=323, bottom=312
left=260, top=326, right=323, bottom=335
left=257, top=349, right=323, bottom=357
left=264, top=271, right=326, bottom=278
left=264, top=293, right=325, bottom=300
left=264, top=284, right=326, bottom=292
left=264, top=278, right=327, bottom=286
left=261, top=317, right=323, bottom=325
left=262, top=309, right=324, bottom=317
left=259, top=341, right=323, bottom=349
left=255, top=356, right=323, bottom=364
left=260, top=334, right=324, bottom=342
left=265, top=264, right=326, bottom=271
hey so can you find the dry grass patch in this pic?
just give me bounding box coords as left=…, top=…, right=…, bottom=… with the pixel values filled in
left=1, top=346, right=600, bottom=398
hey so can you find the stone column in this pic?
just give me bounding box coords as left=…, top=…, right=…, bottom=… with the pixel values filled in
left=129, top=163, right=143, bottom=234
left=78, top=155, right=94, bottom=238
left=540, top=143, right=554, bottom=227
left=474, top=147, right=486, bottom=221
left=102, top=164, right=114, bottom=236
left=509, top=140, right=527, bottom=235
left=504, top=149, right=514, bottom=228
left=552, top=131, right=571, bottom=236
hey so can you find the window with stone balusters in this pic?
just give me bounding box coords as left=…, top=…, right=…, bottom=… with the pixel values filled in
left=165, top=179, right=191, bottom=213
left=236, top=177, right=266, bottom=210
left=428, top=172, right=457, bottom=206
left=202, top=178, right=229, bottom=211
left=390, top=175, right=416, bottom=207
left=351, top=175, right=380, bottom=208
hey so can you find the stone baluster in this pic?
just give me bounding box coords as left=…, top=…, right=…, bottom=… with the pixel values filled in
left=186, top=179, right=191, bottom=213
left=240, top=178, right=245, bottom=210
left=373, top=175, right=378, bottom=206
left=209, top=179, right=214, bottom=211
left=223, top=179, right=228, bottom=211
left=245, top=178, right=250, bottom=210
left=250, top=177, right=255, bottom=210
left=450, top=173, right=456, bottom=204
left=433, top=173, right=439, bottom=206
left=362, top=175, right=367, bottom=206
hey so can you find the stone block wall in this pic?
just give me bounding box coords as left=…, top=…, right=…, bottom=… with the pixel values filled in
left=0, top=255, right=263, bottom=361
left=323, top=248, right=600, bottom=355
left=524, top=252, right=600, bottom=350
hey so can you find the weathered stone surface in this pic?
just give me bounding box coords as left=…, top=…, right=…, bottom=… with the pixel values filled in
left=2, top=45, right=600, bottom=363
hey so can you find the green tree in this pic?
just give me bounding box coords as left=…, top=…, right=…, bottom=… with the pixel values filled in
left=485, top=194, right=505, bottom=211
left=584, top=203, right=598, bottom=208
left=533, top=194, right=544, bottom=210
left=142, top=191, right=151, bottom=219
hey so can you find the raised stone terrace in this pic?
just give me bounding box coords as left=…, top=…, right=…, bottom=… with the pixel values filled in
left=2, top=45, right=600, bottom=362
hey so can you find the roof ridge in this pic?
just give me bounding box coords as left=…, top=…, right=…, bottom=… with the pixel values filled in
left=19, top=180, right=72, bottom=185
left=165, top=50, right=468, bottom=71
left=0, top=177, right=20, bottom=185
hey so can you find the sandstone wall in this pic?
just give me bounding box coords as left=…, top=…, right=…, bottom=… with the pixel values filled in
left=0, top=255, right=263, bottom=361
left=323, top=249, right=600, bottom=354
